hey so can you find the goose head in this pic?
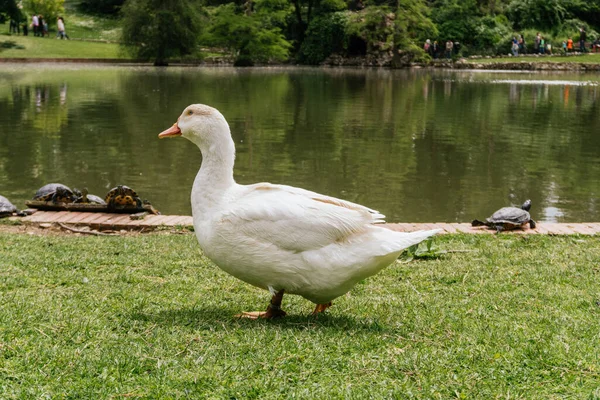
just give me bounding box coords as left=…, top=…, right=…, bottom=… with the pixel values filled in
left=158, top=104, right=232, bottom=154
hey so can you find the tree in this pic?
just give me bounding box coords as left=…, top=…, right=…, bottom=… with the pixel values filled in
left=202, top=1, right=291, bottom=65
left=0, top=0, right=22, bottom=22
left=120, top=0, right=201, bottom=66
left=22, top=0, right=64, bottom=26
left=78, top=0, right=125, bottom=15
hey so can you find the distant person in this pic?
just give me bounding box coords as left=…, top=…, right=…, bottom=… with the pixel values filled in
left=445, top=40, right=453, bottom=59
left=562, top=40, right=567, bottom=54
left=40, top=16, right=49, bottom=37
left=539, top=36, right=545, bottom=54
left=567, top=37, right=573, bottom=52
left=424, top=39, right=431, bottom=54
left=38, top=16, right=45, bottom=37
left=594, top=38, right=600, bottom=53
left=9, top=19, right=20, bottom=34
left=454, top=41, right=461, bottom=55
left=22, top=22, right=28, bottom=36
left=31, top=14, right=39, bottom=36
left=579, top=28, right=587, bottom=52
left=432, top=41, right=439, bottom=59
left=546, top=41, right=552, bottom=55
left=56, top=17, right=69, bottom=39
left=534, top=32, right=541, bottom=54
left=518, top=34, right=525, bottom=53
left=512, top=37, right=519, bottom=56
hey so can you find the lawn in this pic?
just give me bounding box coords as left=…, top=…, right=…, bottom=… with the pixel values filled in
left=0, top=34, right=125, bottom=59
left=1, top=228, right=599, bottom=398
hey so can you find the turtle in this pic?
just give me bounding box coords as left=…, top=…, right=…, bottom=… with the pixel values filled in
left=105, top=185, right=142, bottom=209
left=472, top=199, right=536, bottom=232
left=0, top=195, right=19, bottom=218
left=33, top=183, right=77, bottom=203
left=74, top=188, right=107, bottom=205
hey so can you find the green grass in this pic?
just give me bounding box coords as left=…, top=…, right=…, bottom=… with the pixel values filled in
left=59, top=13, right=121, bottom=42
left=466, top=53, right=600, bottom=64
left=1, top=231, right=600, bottom=398
left=0, top=34, right=126, bottom=59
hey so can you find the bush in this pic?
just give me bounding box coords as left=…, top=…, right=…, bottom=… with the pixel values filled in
left=77, top=0, right=125, bottom=15
left=298, top=12, right=349, bottom=64
left=202, top=3, right=291, bottom=65
left=120, top=0, right=201, bottom=66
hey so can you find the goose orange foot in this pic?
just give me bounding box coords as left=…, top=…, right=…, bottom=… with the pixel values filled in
left=236, top=289, right=287, bottom=319
left=312, top=302, right=332, bottom=315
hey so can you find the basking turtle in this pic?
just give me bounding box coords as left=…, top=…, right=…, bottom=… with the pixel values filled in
left=74, top=188, right=107, bottom=205
left=105, top=185, right=142, bottom=209
left=0, top=195, right=19, bottom=218
left=33, top=183, right=77, bottom=203
left=472, top=199, right=536, bottom=232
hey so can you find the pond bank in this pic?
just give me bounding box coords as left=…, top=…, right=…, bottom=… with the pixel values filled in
left=3, top=56, right=600, bottom=71
left=8, top=211, right=600, bottom=235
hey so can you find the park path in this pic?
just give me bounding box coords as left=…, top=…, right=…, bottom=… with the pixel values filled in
left=17, top=211, right=600, bottom=235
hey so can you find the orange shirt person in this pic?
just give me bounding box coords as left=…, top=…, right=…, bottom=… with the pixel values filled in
left=567, top=38, right=573, bottom=51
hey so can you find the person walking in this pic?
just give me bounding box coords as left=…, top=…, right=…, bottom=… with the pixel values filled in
left=445, top=40, right=453, bottom=59
left=56, top=17, right=69, bottom=39
left=579, top=28, right=587, bottom=52
left=518, top=34, right=525, bottom=54
left=31, top=14, right=39, bottom=37
left=9, top=19, right=20, bottom=34
left=567, top=37, right=573, bottom=52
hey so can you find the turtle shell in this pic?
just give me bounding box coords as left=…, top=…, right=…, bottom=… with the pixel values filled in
left=74, top=188, right=107, bottom=205
left=86, top=194, right=107, bottom=205
left=105, top=185, right=142, bottom=207
left=34, top=183, right=76, bottom=203
left=0, top=195, right=18, bottom=217
left=487, top=207, right=531, bottom=227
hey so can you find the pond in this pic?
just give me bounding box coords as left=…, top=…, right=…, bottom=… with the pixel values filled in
left=1, top=64, right=599, bottom=223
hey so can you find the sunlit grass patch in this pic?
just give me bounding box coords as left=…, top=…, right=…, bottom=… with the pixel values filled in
left=1, top=232, right=599, bottom=398
left=0, top=34, right=125, bottom=59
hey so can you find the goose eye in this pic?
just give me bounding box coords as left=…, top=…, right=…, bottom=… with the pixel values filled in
left=188, top=110, right=194, bottom=115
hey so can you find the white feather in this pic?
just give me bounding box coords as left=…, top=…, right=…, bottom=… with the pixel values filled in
left=171, top=104, right=441, bottom=305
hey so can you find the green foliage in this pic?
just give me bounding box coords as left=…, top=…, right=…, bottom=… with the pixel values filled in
left=298, top=11, right=348, bottom=64
left=202, top=3, right=291, bottom=65
left=506, top=0, right=568, bottom=31
left=394, top=0, right=437, bottom=59
left=432, top=0, right=512, bottom=54
left=399, top=238, right=448, bottom=262
left=346, top=6, right=395, bottom=52
left=77, top=0, right=125, bottom=15
left=120, top=0, right=201, bottom=66
left=0, top=0, right=23, bottom=21
left=23, top=0, right=65, bottom=26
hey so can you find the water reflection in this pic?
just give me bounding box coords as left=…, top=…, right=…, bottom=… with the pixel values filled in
left=0, top=65, right=599, bottom=222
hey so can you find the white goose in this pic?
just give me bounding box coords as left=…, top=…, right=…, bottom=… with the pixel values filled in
left=159, top=104, right=440, bottom=319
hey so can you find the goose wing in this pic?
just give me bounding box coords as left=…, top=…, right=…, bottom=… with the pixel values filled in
left=218, top=183, right=385, bottom=253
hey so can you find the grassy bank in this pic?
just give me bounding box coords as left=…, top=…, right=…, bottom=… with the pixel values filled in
left=0, top=34, right=125, bottom=59
left=1, top=228, right=599, bottom=398
left=465, top=53, right=600, bottom=64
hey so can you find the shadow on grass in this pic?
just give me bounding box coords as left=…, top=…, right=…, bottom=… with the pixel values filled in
left=130, top=306, right=390, bottom=333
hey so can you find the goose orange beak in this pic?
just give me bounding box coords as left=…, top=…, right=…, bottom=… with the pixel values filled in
left=158, top=123, right=181, bottom=138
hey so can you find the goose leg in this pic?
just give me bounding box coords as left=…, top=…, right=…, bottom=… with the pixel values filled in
left=237, top=289, right=287, bottom=319
left=312, top=302, right=332, bottom=315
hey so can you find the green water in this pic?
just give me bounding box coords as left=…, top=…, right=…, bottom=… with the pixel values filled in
left=1, top=64, right=599, bottom=222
